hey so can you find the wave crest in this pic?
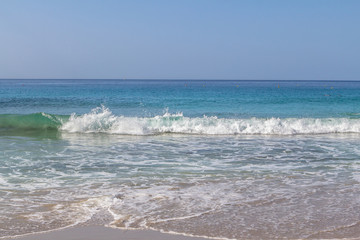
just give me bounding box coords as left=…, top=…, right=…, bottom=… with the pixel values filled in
left=60, top=107, right=360, bottom=135
left=2, top=107, right=360, bottom=135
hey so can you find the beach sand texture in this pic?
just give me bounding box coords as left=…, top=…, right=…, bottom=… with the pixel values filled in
left=5, top=226, right=210, bottom=240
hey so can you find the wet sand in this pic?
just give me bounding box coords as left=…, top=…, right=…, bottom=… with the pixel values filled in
left=4, top=226, right=210, bottom=240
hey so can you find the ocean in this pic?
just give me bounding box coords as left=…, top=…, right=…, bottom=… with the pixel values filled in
left=1, top=79, right=360, bottom=239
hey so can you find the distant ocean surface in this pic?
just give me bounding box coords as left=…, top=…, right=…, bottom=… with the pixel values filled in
left=1, top=79, right=360, bottom=239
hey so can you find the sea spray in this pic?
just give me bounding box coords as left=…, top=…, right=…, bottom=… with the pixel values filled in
left=60, top=106, right=360, bottom=135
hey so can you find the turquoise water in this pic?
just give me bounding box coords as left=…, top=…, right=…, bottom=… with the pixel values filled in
left=1, top=80, right=360, bottom=239
left=2, top=79, right=360, bottom=118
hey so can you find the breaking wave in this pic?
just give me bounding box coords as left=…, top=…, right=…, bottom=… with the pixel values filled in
left=2, top=106, right=360, bottom=135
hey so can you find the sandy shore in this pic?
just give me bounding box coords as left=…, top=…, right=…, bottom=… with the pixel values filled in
left=4, top=226, right=210, bottom=240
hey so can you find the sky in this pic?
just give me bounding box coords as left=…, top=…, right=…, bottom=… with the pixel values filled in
left=0, top=0, right=359, bottom=80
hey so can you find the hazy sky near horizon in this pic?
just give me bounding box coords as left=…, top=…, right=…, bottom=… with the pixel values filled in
left=0, top=0, right=359, bottom=80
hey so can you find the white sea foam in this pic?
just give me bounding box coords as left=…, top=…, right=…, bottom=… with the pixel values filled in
left=60, top=106, right=360, bottom=135
left=2, top=129, right=360, bottom=239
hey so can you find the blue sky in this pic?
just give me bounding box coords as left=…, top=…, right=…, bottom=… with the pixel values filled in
left=0, top=0, right=359, bottom=80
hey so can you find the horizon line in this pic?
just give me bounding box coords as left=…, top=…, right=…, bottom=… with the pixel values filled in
left=1, top=78, right=360, bottom=81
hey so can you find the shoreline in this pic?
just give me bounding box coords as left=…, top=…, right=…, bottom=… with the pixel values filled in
left=4, top=226, right=360, bottom=240
left=2, top=226, right=212, bottom=240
